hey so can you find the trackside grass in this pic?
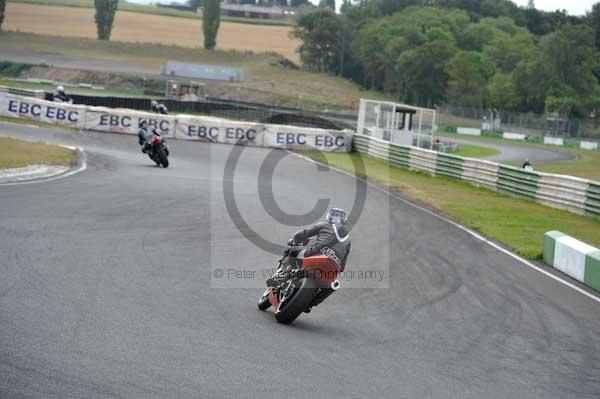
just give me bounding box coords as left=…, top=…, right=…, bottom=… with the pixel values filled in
left=299, top=151, right=600, bottom=259
left=0, top=137, right=75, bottom=169
left=453, top=144, right=499, bottom=158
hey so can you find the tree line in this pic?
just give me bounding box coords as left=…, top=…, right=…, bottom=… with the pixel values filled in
left=293, top=0, right=600, bottom=117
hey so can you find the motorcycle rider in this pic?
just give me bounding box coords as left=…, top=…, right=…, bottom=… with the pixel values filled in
left=53, top=85, right=71, bottom=103
left=151, top=100, right=168, bottom=115
left=267, top=208, right=351, bottom=288
left=138, top=119, right=155, bottom=154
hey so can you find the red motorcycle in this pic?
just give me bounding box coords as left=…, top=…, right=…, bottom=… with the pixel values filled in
left=258, top=242, right=341, bottom=324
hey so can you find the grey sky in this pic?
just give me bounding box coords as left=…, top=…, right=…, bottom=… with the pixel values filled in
left=512, top=0, right=595, bottom=15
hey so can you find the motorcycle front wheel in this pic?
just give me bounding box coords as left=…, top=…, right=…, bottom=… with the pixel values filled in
left=274, top=277, right=318, bottom=324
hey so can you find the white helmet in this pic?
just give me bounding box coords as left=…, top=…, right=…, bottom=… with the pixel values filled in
left=57, top=85, right=64, bottom=93
left=326, top=208, right=347, bottom=225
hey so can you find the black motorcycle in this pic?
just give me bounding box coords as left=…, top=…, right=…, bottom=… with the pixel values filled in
left=145, top=132, right=170, bottom=168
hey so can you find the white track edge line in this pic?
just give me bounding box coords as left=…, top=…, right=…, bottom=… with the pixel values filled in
left=291, top=151, right=600, bottom=304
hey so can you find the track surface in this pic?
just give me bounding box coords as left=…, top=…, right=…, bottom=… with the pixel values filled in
left=441, top=134, right=576, bottom=164
left=0, top=49, right=159, bottom=77
left=1, top=123, right=599, bottom=399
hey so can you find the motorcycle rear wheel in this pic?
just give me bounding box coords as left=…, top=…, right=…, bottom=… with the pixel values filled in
left=275, top=277, right=318, bottom=324
left=257, top=288, right=271, bottom=311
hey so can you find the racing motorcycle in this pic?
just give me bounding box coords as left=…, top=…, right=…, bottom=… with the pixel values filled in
left=258, top=240, right=341, bottom=324
left=145, top=131, right=170, bottom=168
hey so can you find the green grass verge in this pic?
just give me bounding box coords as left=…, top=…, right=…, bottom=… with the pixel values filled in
left=439, top=133, right=600, bottom=181
left=525, top=149, right=600, bottom=181
left=0, top=137, right=76, bottom=169
left=300, top=150, right=600, bottom=259
left=7, top=0, right=293, bottom=26
left=453, top=144, right=499, bottom=158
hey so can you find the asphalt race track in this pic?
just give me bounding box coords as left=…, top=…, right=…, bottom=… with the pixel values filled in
left=441, top=135, right=576, bottom=164
left=1, top=122, right=599, bottom=399
left=1, top=50, right=160, bottom=77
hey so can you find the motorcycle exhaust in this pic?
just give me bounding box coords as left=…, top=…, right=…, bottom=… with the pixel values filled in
left=330, top=280, right=341, bottom=291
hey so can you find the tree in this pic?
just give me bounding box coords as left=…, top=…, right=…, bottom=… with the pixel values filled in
left=487, top=72, right=518, bottom=109
left=319, top=0, right=335, bottom=10
left=587, top=3, right=600, bottom=54
left=482, top=31, right=534, bottom=73
left=292, top=9, right=342, bottom=73
left=396, top=38, right=458, bottom=106
left=458, top=22, right=498, bottom=52
left=512, top=58, right=549, bottom=113
left=94, top=0, right=119, bottom=41
left=537, top=24, right=599, bottom=115
left=0, top=0, right=6, bottom=32
left=187, top=0, right=202, bottom=10
left=446, top=50, right=491, bottom=107
left=202, top=0, right=220, bottom=50
left=291, top=0, right=309, bottom=6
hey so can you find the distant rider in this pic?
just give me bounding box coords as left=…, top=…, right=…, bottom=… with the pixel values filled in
left=53, top=85, right=72, bottom=103
left=267, top=208, right=351, bottom=287
left=151, top=100, right=168, bottom=115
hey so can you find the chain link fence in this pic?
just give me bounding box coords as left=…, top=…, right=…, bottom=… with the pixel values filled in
left=437, top=105, right=600, bottom=140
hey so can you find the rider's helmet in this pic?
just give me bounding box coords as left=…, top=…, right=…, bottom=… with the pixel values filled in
left=326, top=208, right=347, bottom=225
left=56, top=85, right=64, bottom=94
left=151, top=100, right=158, bottom=109
left=139, top=119, right=148, bottom=129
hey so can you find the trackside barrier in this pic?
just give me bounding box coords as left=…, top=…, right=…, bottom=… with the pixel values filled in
left=0, top=93, right=351, bottom=152
left=352, top=134, right=600, bottom=218
left=439, top=125, right=600, bottom=152
left=543, top=231, right=600, bottom=292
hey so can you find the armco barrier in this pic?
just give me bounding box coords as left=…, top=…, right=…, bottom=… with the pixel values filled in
left=352, top=134, right=600, bottom=218
left=0, top=93, right=351, bottom=152
left=543, top=231, right=600, bottom=292
left=49, top=93, right=351, bottom=130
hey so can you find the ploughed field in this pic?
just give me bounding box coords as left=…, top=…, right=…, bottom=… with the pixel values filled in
left=3, top=3, right=300, bottom=62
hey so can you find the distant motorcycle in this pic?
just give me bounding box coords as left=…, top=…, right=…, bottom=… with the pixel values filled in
left=258, top=239, right=341, bottom=324
left=53, top=97, right=73, bottom=104
left=145, top=131, right=170, bottom=168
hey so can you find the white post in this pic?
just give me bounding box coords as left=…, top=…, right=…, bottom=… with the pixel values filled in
left=431, top=109, right=437, bottom=149
left=417, top=109, right=423, bottom=148
left=357, top=99, right=367, bottom=136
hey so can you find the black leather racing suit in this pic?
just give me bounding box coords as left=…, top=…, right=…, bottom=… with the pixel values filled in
left=290, top=222, right=351, bottom=271
left=138, top=126, right=155, bottom=153
left=53, top=91, right=71, bottom=103
left=151, top=103, right=168, bottom=115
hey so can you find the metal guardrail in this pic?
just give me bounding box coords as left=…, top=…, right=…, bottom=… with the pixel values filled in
left=45, top=92, right=351, bottom=130
left=0, top=86, right=45, bottom=98
left=353, top=134, right=600, bottom=218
